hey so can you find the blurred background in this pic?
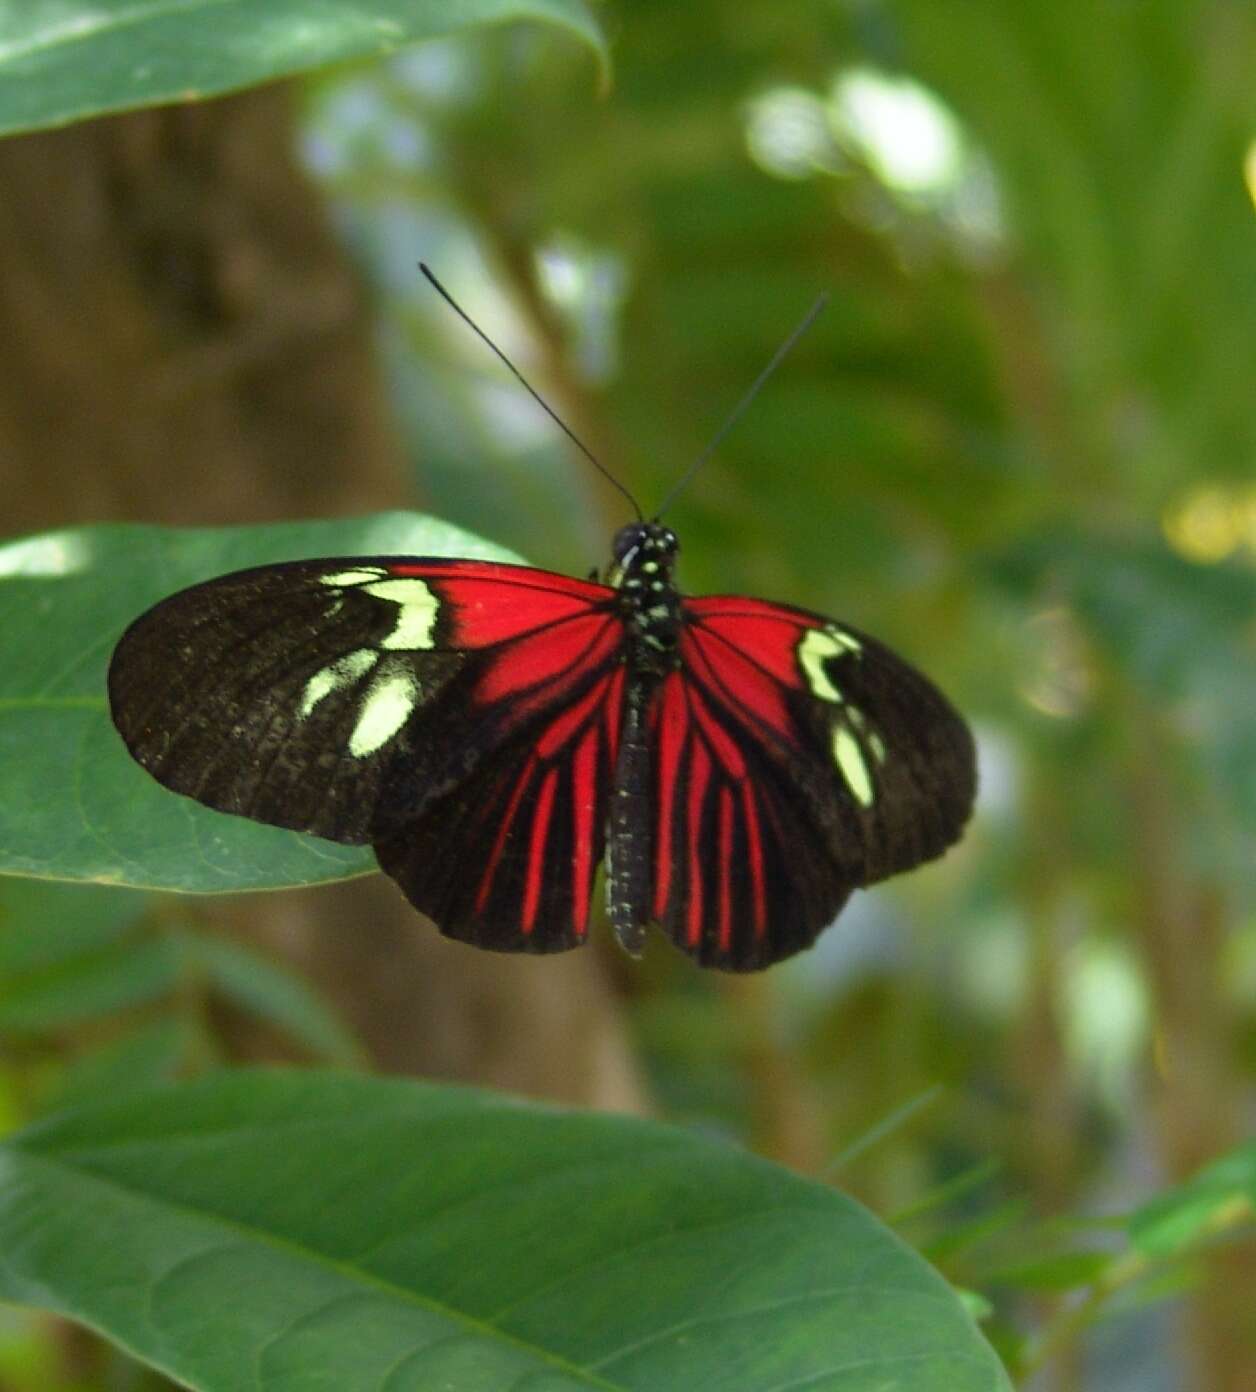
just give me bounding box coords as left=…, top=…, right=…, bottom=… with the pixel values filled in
left=1, top=2, right=1254, bottom=1389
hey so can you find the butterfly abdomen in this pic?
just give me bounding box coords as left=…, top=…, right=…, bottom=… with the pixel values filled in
left=606, top=679, right=656, bottom=955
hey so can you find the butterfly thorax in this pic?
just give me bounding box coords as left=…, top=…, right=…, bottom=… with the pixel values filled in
left=609, top=521, right=683, bottom=677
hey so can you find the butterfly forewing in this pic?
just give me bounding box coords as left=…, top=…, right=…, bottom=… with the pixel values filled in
left=108, top=557, right=621, bottom=854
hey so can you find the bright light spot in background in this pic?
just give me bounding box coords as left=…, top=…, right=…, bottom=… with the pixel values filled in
left=745, top=87, right=843, bottom=180
left=1017, top=607, right=1093, bottom=719
left=1162, top=482, right=1256, bottom=564
left=745, top=68, right=1004, bottom=254
left=535, top=238, right=627, bottom=383
left=301, top=79, right=431, bottom=178
left=957, top=911, right=1029, bottom=1021
left=391, top=39, right=481, bottom=105
left=1244, top=138, right=1256, bottom=214
left=830, top=67, right=963, bottom=194
left=0, top=531, right=91, bottom=577
left=1063, top=938, right=1148, bottom=1111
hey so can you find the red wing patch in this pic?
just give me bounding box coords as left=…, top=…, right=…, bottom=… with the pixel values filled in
left=388, top=559, right=611, bottom=646
left=376, top=663, right=625, bottom=950
left=649, top=670, right=826, bottom=969
left=477, top=613, right=621, bottom=705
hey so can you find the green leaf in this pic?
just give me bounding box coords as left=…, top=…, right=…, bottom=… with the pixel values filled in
left=0, top=514, right=519, bottom=892
left=44, top=1017, right=200, bottom=1112
left=189, top=933, right=362, bottom=1065
left=0, top=879, right=150, bottom=973
left=0, top=936, right=184, bottom=1034
left=0, top=1071, right=1012, bottom=1391
left=0, top=0, right=607, bottom=138
left=1128, top=1143, right=1256, bottom=1256
left=985, top=1251, right=1111, bottom=1293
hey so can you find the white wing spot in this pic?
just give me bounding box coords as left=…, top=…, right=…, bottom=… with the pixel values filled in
left=349, top=668, right=419, bottom=758
left=798, top=626, right=861, bottom=703
left=362, top=577, right=439, bottom=650
left=833, top=725, right=875, bottom=807
left=299, top=647, right=378, bottom=718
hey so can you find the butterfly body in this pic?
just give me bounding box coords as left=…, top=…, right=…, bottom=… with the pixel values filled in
left=108, top=525, right=976, bottom=971
left=604, top=521, right=683, bottom=955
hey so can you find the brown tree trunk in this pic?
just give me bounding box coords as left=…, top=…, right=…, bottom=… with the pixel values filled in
left=0, top=88, right=648, bottom=1115
left=1126, top=708, right=1256, bottom=1392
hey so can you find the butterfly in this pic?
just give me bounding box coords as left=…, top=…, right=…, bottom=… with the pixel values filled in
left=107, top=272, right=976, bottom=972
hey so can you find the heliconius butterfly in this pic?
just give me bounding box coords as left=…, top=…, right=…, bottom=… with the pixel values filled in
left=108, top=268, right=976, bottom=971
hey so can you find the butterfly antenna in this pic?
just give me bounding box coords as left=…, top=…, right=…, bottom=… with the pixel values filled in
left=654, top=292, right=829, bottom=521
left=420, top=263, right=643, bottom=521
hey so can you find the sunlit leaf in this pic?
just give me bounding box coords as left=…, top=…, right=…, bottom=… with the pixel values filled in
left=0, top=0, right=606, bottom=137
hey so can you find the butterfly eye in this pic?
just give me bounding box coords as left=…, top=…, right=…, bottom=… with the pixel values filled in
left=612, top=523, right=647, bottom=564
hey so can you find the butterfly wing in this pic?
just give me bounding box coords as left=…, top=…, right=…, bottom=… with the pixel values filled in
left=109, top=558, right=625, bottom=949
left=375, top=666, right=625, bottom=952
left=646, top=596, right=976, bottom=970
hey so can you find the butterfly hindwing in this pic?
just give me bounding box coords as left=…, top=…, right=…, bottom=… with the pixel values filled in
left=651, top=597, right=976, bottom=969
left=374, top=666, right=624, bottom=952
left=647, top=668, right=851, bottom=970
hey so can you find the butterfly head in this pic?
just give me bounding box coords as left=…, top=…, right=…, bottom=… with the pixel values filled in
left=609, top=522, right=679, bottom=586
left=609, top=523, right=683, bottom=668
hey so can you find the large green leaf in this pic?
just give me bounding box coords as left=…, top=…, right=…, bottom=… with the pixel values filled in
left=0, top=514, right=519, bottom=891
left=0, top=1070, right=1010, bottom=1391
left=0, top=0, right=606, bottom=137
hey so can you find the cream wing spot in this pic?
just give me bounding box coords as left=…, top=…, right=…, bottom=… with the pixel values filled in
left=349, top=668, right=419, bottom=758
left=798, top=629, right=846, bottom=703
left=320, top=567, right=387, bottom=588
left=833, top=725, right=875, bottom=807
left=298, top=647, right=378, bottom=718
left=798, top=628, right=884, bottom=797
left=362, top=577, right=439, bottom=651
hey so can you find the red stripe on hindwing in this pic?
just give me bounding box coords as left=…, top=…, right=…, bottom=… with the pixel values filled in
left=741, top=782, right=768, bottom=939
left=536, top=676, right=610, bottom=757
left=475, top=755, right=537, bottom=914
left=682, top=624, right=793, bottom=744
left=522, top=767, right=559, bottom=934
left=686, top=682, right=747, bottom=779
left=571, top=726, right=599, bottom=937
left=685, top=740, right=712, bottom=948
